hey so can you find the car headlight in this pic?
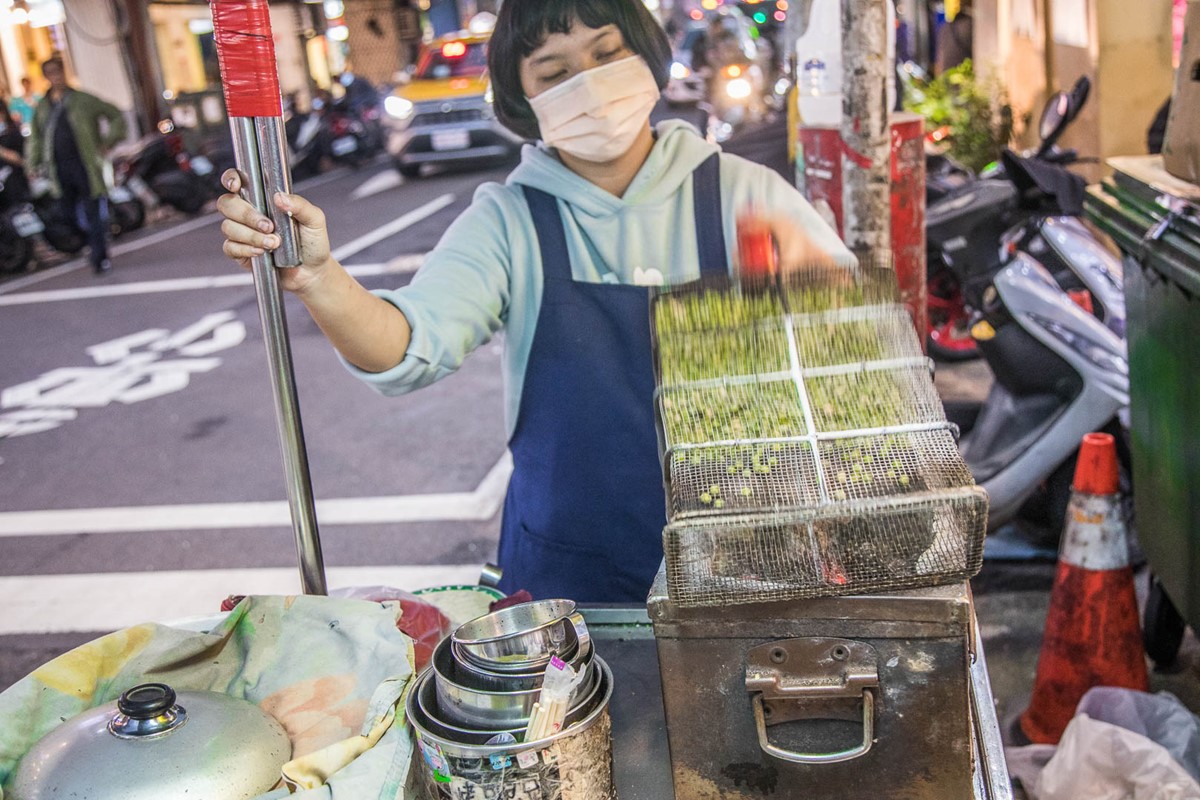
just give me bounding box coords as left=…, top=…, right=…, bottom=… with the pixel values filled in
left=726, top=77, right=752, bottom=99
left=670, top=61, right=691, bottom=81
left=384, top=96, right=415, bottom=120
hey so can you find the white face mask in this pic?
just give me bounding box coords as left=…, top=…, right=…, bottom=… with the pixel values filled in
left=528, top=55, right=660, bottom=163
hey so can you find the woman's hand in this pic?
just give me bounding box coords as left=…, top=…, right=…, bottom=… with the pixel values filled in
left=216, top=168, right=334, bottom=297
left=753, top=213, right=838, bottom=274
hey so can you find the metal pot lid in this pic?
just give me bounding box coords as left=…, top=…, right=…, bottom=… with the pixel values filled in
left=11, top=683, right=292, bottom=800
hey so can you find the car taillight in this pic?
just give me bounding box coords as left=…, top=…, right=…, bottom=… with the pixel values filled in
left=332, top=117, right=351, bottom=136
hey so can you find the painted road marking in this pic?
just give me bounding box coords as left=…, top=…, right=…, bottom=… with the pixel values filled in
left=351, top=169, right=405, bottom=200
left=1, top=312, right=247, bottom=439
left=0, top=452, right=512, bottom=535
left=331, top=193, right=455, bottom=262
left=0, top=255, right=426, bottom=306
left=0, top=565, right=484, bottom=634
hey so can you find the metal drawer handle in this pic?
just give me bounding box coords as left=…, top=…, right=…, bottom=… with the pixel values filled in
left=751, top=690, right=875, bottom=765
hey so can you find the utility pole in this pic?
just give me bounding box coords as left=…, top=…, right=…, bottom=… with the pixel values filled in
left=119, top=0, right=165, bottom=134
left=840, top=0, right=891, bottom=256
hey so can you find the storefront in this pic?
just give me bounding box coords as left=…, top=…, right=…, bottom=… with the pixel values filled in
left=0, top=0, right=68, bottom=102
left=148, top=0, right=316, bottom=105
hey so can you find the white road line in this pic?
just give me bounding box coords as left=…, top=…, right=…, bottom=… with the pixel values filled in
left=0, top=167, right=433, bottom=297
left=351, top=169, right=405, bottom=200
left=0, top=453, right=511, bottom=536
left=0, top=255, right=427, bottom=306
left=0, top=565, right=484, bottom=635
left=0, top=214, right=226, bottom=295
left=331, top=193, right=455, bottom=262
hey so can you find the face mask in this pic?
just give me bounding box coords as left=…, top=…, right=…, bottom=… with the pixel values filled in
left=528, top=55, right=660, bottom=163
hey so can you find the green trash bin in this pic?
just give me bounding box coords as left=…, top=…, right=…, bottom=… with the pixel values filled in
left=1086, top=156, right=1200, bottom=658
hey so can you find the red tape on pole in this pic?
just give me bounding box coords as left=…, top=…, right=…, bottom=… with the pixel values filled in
left=211, top=0, right=282, bottom=118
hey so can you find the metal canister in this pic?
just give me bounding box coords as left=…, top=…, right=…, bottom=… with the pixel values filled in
left=408, top=657, right=615, bottom=800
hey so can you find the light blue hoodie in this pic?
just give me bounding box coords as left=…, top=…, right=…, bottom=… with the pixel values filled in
left=346, top=121, right=853, bottom=437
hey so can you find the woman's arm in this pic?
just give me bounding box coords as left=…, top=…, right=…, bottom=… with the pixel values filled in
left=217, top=172, right=412, bottom=373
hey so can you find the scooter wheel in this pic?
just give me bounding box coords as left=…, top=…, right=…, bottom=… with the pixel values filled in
left=0, top=219, right=33, bottom=273
left=927, top=268, right=981, bottom=362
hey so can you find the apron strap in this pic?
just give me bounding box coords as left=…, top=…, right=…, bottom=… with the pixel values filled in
left=522, top=185, right=574, bottom=283
left=692, top=152, right=728, bottom=276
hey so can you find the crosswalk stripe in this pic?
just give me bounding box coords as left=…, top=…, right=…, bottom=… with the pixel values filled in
left=0, top=565, right=485, bottom=635
left=330, top=194, right=455, bottom=262
left=0, top=453, right=512, bottom=536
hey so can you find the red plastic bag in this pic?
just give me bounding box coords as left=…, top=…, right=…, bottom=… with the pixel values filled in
left=330, top=586, right=452, bottom=672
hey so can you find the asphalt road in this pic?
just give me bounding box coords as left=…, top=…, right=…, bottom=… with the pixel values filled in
left=0, top=159, right=517, bottom=687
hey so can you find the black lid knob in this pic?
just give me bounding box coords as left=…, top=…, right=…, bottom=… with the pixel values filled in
left=117, top=683, right=177, bottom=719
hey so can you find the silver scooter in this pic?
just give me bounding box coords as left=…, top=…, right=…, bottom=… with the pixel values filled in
left=960, top=251, right=1129, bottom=542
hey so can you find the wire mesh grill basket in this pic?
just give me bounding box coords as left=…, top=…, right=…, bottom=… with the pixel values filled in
left=651, top=266, right=988, bottom=606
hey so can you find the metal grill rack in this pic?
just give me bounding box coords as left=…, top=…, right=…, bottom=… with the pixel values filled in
left=650, top=267, right=988, bottom=606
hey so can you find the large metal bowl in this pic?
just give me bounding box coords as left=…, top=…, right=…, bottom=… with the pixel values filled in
left=411, top=657, right=610, bottom=746
left=451, top=600, right=590, bottom=673
left=433, top=644, right=599, bottom=730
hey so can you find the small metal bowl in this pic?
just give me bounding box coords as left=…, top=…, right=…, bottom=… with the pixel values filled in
left=447, top=635, right=593, bottom=693
left=451, top=600, right=590, bottom=673
left=413, top=659, right=609, bottom=745
left=433, top=643, right=599, bottom=730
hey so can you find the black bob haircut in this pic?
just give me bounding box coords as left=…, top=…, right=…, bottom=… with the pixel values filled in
left=487, top=0, right=672, bottom=140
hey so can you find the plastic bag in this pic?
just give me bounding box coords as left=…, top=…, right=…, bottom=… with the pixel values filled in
left=1034, top=714, right=1200, bottom=800
left=1076, top=688, right=1200, bottom=783
left=331, top=586, right=451, bottom=672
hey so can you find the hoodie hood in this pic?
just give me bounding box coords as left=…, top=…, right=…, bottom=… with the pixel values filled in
left=506, top=119, right=718, bottom=218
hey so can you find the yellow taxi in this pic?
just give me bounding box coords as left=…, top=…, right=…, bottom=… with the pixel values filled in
left=382, top=33, right=525, bottom=177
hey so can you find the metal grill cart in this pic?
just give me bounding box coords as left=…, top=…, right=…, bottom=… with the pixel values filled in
left=585, top=586, right=1013, bottom=800
left=641, top=267, right=997, bottom=797
left=1085, top=155, right=1200, bottom=665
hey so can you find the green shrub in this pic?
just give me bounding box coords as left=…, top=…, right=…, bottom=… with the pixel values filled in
left=904, top=59, right=1014, bottom=174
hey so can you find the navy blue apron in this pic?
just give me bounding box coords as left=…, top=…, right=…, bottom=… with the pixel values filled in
left=497, top=153, right=728, bottom=602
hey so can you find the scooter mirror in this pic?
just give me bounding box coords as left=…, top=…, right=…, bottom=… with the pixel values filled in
left=1038, top=92, right=1071, bottom=144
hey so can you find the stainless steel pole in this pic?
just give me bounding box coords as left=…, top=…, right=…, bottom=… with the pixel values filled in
left=230, top=116, right=327, bottom=596
left=254, top=115, right=302, bottom=267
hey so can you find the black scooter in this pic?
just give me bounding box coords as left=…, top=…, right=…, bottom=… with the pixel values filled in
left=925, top=77, right=1096, bottom=360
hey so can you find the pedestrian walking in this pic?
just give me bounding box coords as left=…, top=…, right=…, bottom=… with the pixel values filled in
left=0, top=99, right=29, bottom=200
left=217, top=0, right=851, bottom=602
left=9, top=77, right=41, bottom=131
left=26, top=57, right=127, bottom=274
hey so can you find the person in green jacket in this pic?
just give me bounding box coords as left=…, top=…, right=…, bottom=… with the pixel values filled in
left=26, top=57, right=127, bottom=274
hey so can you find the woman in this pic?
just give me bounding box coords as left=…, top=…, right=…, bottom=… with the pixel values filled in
left=218, top=0, right=852, bottom=602
left=0, top=98, right=29, bottom=202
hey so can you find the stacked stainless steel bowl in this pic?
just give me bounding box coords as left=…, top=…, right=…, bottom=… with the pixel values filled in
left=408, top=599, right=609, bottom=746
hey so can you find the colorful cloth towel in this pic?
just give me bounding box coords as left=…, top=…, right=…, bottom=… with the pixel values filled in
left=0, top=595, right=417, bottom=800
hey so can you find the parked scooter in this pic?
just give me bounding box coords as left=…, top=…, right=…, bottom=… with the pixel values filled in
left=111, top=124, right=216, bottom=215
left=0, top=163, right=37, bottom=273
left=943, top=83, right=1131, bottom=546
left=954, top=250, right=1130, bottom=546
left=925, top=78, right=1099, bottom=360
left=284, top=94, right=325, bottom=179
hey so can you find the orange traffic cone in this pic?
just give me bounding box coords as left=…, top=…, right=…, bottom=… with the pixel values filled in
left=1017, top=432, right=1149, bottom=744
